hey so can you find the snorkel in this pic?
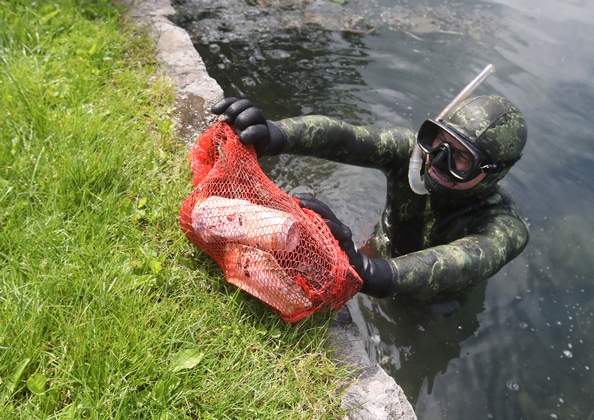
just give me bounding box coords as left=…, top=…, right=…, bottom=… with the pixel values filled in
left=408, top=64, right=496, bottom=195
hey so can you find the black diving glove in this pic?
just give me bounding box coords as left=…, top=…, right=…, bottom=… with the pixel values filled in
left=211, top=97, right=287, bottom=156
left=295, top=194, right=396, bottom=298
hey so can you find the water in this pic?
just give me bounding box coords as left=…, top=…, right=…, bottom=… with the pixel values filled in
left=172, top=0, right=594, bottom=418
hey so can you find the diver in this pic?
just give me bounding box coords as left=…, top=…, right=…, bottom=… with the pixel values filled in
left=211, top=65, right=529, bottom=300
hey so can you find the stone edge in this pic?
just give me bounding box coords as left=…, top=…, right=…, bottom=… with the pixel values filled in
left=118, top=1, right=415, bottom=418
left=330, top=307, right=416, bottom=420
left=118, top=0, right=223, bottom=142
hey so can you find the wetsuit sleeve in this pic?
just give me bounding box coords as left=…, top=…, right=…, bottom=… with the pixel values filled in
left=274, top=116, right=415, bottom=170
left=383, top=211, right=529, bottom=300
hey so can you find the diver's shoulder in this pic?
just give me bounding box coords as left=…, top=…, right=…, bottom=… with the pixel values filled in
left=480, top=189, right=530, bottom=238
left=482, top=188, right=522, bottom=210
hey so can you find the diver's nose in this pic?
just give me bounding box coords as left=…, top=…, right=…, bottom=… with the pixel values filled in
left=431, top=146, right=450, bottom=172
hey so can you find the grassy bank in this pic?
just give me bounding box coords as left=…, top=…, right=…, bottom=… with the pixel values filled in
left=0, top=1, right=345, bottom=417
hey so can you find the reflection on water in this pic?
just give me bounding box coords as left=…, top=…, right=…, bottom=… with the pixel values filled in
left=173, top=0, right=594, bottom=418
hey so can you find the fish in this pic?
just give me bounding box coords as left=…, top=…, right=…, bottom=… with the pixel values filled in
left=224, top=244, right=313, bottom=315
left=191, top=196, right=301, bottom=252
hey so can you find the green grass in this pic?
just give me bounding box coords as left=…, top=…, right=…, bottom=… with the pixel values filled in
left=0, top=1, right=347, bottom=417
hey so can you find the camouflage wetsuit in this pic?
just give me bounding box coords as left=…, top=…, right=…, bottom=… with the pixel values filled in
left=274, top=116, right=529, bottom=300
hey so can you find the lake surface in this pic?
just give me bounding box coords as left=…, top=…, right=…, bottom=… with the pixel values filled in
left=172, top=0, right=594, bottom=418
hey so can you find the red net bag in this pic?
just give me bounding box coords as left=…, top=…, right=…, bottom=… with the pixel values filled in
left=180, top=121, right=363, bottom=323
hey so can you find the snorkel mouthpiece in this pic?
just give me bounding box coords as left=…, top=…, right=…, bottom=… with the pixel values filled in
left=408, top=146, right=428, bottom=194
left=408, top=64, right=496, bottom=195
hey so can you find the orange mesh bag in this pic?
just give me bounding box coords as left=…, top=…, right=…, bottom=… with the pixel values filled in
left=179, top=121, right=363, bottom=323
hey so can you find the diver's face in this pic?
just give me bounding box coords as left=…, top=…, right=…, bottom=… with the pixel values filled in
left=425, top=132, right=487, bottom=191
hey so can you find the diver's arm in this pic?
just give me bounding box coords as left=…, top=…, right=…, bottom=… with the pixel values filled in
left=297, top=189, right=529, bottom=300
left=384, top=212, right=529, bottom=299
left=275, top=116, right=415, bottom=170
left=210, top=98, right=414, bottom=169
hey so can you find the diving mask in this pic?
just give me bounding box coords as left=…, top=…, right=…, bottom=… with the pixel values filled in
left=417, top=119, right=512, bottom=182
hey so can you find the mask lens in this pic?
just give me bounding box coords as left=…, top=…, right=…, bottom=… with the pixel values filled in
left=449, top=146, right=475, bottom=173
left=417, top=120, right=439, bottom=153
